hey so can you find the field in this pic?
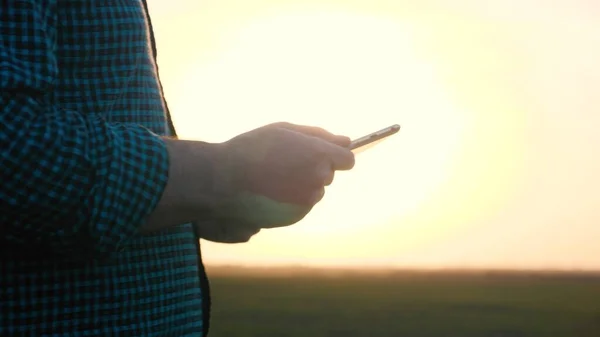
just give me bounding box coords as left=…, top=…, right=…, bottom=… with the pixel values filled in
left=206, top=266, right=600, bottom=337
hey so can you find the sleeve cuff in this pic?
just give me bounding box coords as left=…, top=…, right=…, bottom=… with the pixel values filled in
left=84, top=124, right=170, bottom=254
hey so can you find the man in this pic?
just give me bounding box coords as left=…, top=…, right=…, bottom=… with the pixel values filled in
left=0, top=1, right=354, bottom=336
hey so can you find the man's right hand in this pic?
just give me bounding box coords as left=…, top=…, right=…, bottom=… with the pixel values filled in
left=197, top=122, right=355, bottom=242
left=223, top=122, right=354, bottom=208
left=141, top=122, right=355, bottom=240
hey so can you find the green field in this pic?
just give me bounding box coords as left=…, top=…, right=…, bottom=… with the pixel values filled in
left=206, top=267, right=600, bottom=337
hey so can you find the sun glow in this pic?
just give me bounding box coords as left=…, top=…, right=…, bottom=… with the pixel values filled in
left=150, top=0, right=600, bottom=270
left=165, top=9, right=479, bottom=263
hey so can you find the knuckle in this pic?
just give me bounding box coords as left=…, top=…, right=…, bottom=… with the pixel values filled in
left=313, top=126, right=328, bottom=135
left=325, top=172, right=335, bottom=185
left=316, top=162, right=332, bottom=179
left=272, top=121, right=290, bottom=128
left=315, top=187, right=326, bottom=203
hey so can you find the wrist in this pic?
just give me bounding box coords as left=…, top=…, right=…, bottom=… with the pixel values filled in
left=157, top=139, right=238, bottom=211
left=141, top=138, right=241, bottom=233
left=203, top=141, right=240, bottom=206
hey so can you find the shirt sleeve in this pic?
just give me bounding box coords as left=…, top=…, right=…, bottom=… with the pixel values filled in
left=0, top=1, right=170, bottom=256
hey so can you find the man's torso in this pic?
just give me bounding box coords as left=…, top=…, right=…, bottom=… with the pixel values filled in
left=0, top=1, right=208, bottom=336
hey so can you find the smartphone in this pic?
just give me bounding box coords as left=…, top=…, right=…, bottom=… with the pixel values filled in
left=349, top=124, right=400, bottom=152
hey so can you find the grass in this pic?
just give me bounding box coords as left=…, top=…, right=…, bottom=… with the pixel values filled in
left=206, top=266, right=600, bottom=337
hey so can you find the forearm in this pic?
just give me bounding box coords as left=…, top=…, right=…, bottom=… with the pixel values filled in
left=1, top=96, right=237, bottom=252
left=140, top=138, right=235, bottom=233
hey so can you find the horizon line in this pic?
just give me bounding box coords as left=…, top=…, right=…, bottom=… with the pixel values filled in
left=205, top=263, right=600, bottom=275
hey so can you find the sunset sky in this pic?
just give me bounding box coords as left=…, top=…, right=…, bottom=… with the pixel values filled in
left=147, top=0, right=600, bottom=270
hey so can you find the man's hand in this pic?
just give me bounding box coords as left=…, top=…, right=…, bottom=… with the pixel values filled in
left=198, top=122, right=355, bottom=243
left=141, top=122, right=354, bottom=243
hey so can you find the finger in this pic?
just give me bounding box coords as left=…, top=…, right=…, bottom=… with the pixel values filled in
left=271, top=127, right=354, bottom=171
left=275, top=122, right=351, bottom=147
left=245, top=174, right=315, bottom=205
left=216, top=223, right=261, bottom=244
left=285, top=184, right=322, bottom=206
left=310, top=187, right=326, bottom=205
left=194, top=220, right=261, bottom=244
left=226, top=227, right=261, bottom=243
left=234, top=193, right=313, bottom=228
left=277, top=184, right=325, bottom=207
left=315, top=140, right=355, bottom=171
left=285, top=159, right=333, bottom=187
left=315, top=160, right=335, bottom=186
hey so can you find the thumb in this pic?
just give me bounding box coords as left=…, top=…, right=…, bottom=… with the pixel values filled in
left=275, top=122, right=351, bottom=147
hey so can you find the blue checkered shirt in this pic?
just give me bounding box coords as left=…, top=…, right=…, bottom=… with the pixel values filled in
left=0, top=1, right=210, bottom=336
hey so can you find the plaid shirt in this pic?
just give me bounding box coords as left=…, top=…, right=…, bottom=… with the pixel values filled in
left=0, top=1, right=210, bottom=336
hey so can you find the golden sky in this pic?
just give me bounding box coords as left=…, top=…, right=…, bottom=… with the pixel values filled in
left=148, top=0, right=600, bottom=270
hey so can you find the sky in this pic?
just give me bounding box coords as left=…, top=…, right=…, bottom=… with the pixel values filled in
left=147, top=0, right=600, bottom=271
